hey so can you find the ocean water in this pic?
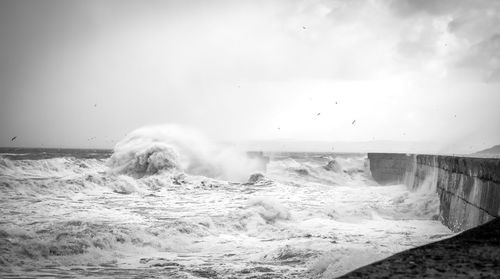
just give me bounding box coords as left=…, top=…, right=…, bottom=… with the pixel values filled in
left=0, top=130, right=452, bottom=278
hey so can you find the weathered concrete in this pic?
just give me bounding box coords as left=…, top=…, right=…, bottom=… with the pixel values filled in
left=368, top=153, right=500, bottom=232
left=367, top=153, right=413, bottom=185
left=339, top=217, right=500, bottom=278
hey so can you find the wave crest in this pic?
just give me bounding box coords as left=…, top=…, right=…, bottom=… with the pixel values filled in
left=107, top=125, right=260, bottom=181
left=107, top=142, right=180, bottom=178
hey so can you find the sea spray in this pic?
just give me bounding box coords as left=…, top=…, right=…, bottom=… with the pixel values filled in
left=107, top=125, right=261, bottom=181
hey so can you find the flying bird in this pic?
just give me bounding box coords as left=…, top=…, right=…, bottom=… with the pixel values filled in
left=352, top=120, right=356, bottom=125
left=317, top=113, right=321, bottom=116
left=11, top=136, right=17, bottom=141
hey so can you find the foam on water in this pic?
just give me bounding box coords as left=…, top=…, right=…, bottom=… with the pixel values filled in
left=0, top=127, right=453, bottom=278
left=107, top=125, right=261, bottom=182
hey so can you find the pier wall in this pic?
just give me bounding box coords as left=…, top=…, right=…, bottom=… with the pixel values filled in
left=368, top=153, right=500, bottom=231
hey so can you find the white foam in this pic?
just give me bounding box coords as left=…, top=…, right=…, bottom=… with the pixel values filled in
left=0, top=150, right=452, bottom=278
left=107, top=125, right=261, bottom=181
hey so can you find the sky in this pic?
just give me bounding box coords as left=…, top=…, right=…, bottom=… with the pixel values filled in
left=1, top=0, right=499, bottom=153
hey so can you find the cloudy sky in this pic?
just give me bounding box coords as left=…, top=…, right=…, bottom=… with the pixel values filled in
left=1, top=0, right=499, bottom=153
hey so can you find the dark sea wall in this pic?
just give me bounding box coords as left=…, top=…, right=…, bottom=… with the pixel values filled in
left=368, top=153, right=500, bottom=232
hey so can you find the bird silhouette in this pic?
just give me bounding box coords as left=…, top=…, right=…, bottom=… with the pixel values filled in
left=11, top=136, right=17, bottom=141
left=352, top=120, right=356, bottom=125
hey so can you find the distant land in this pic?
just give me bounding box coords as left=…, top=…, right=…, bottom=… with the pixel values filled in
left=472, top=144, right=500, bottom=158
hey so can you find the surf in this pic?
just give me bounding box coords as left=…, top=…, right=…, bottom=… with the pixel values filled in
left=0, top=126, right=452, bottom=278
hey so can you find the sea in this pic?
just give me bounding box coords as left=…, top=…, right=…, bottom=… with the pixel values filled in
left=0, top=126, right=452, bottom=278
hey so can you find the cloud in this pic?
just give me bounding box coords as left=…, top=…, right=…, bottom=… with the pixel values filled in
left=1, top=0, right=500, bottom=149
left=459, top=34, right=500, bottom=81
left=2, top=0, right=499, bottom=83
left=384, top=0, right=500, bottom=82
left=388, top=0, right=490, bottom=17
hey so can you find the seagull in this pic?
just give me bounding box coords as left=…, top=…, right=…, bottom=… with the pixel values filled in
left=352, top=120, right=356, bottom=125
left=11, top=136, right=17, bottom=141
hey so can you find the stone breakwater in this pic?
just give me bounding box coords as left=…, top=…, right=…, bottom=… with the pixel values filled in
left=368, top=153, right=500, bottom=232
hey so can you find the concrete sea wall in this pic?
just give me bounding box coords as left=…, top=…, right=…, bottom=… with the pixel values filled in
left=368, top=153, right=500, bottom=232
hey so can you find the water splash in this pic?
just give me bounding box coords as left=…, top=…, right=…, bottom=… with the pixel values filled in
left=107, top=124, right=261, bottom=181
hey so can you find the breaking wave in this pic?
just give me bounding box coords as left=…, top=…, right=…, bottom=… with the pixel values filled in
left=0, top=139, right=452, bottom=278
left=107, top=125, right=261, bottom=181
left=266, top=154, right=373, bottom=186
left=0, top=156, right=106, bottom=179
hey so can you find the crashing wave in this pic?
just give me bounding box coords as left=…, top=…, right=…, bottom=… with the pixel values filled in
left=245, top=173, right=274, bottom=186
left=324, top=159, right=342, bottom=172
left=266, top=155, right=374, bottom=186
left=262, top=245, right=317, bottom=264
left=246, top=198, right=291, bottom=223
left=247, top=173, right=266, bottom=184
left=107, top=125, right=260, bottom=181
left=107, top=142, right=180, bottom=178
left=0, top=157, right=106, bottom=179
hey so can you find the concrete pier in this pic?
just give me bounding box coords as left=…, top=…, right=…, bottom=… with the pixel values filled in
left=368, top=153, right=500, bottom=232
left=338, top=153, right=500, bottom=278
